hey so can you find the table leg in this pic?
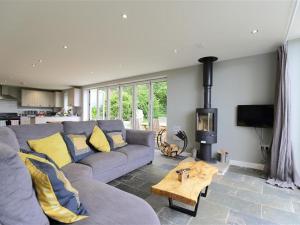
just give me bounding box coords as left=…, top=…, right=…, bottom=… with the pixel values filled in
left=168, top=186, right=209, bottom=217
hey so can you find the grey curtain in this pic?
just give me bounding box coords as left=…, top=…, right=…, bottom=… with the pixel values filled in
left=267, top=44, right=299, bottom=189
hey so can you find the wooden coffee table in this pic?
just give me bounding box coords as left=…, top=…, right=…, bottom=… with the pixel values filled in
left=151, top=160, right=218, bottom=216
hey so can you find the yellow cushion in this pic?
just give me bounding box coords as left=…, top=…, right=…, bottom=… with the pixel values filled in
left=23, top=156, right=88, bottom=223
left=28, top=133, right=71, bottom=168
left=89, top=126, right=110, bottom=152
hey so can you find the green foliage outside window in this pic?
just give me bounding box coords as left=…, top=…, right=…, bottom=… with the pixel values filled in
left=90, top=81, right=167, bottom=121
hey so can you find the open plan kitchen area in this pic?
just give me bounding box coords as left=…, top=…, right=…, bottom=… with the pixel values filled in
left=0, top=85, right=82, bottom=126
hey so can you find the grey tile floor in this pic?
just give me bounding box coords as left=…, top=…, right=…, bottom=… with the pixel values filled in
left=108, top=151, right=300, bottom=225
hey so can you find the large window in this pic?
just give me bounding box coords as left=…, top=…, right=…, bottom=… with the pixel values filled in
left=98, top=89, right=107, bottom=120
left=136, top=83, right=150, bottom=130
left=88, top=79, right=167, bottom=131
left=122, top=86, right=134, bottom=129
left=152, top=81, right=167, bottom=133
left=109, top=87, right=119, bottom=120
left=89, top=89, right=98, bottom=120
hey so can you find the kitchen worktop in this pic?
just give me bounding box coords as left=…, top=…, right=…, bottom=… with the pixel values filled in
left=21, top=116, right=81, bottom=124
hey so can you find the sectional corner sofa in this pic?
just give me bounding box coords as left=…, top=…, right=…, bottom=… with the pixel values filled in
left=0, top=119, right=160, bottom=225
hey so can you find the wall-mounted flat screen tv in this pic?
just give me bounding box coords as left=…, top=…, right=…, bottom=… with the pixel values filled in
left=237, top=105, right=274, bottom=128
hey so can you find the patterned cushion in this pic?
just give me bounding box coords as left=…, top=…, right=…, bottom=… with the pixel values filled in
left=21, top=154, right=88, bottom=223
left=63, top=134, right=94, bottom=162
left=105, top=131, right=128, bottom=150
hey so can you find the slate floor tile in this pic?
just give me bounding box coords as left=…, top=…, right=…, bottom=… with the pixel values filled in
left=145, top=194, right=168, bottom=213
left=293, top=201, right=300, bottom=214
left=262, top=205, right=300, bottom=225
left=158, top=207, right=192, bottom=225
left=210, top=182, right=238, bottom=196
left=115, top=183, right=150, bottom=199
left=236, top=189, right=293, bottom=212
left=213, top=175, right=263, bottom=194
left=207, top=191, right=261, bottom=217
left=227, top=210, right=278, bottom=225
left=263, top=184, right=293, bottom=199
left=189, top=199, right=229, bottom=225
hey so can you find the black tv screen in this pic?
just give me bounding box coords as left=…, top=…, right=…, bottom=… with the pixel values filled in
left=237, top=105, right=274, bottom=128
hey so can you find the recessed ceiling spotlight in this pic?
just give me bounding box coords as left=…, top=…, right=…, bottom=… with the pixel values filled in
left=38, top=59, right=43, bottom=63
left=122, top=14, right=128, bottom=19
left=32, top=64, right=36, bottom=67
left=63, top=45, right=68, bottom=49
left=251, top=29, right=259, bottom=34
left=174, top=49, right=178, bottom=54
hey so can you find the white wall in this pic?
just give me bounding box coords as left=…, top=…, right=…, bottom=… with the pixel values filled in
left=288, top=38, right=300, bottom=174
left=167, top=53, right=276, bottom=164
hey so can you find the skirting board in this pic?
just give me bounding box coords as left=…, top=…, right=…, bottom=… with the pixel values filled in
left=230, top=160, right=264, bottom=171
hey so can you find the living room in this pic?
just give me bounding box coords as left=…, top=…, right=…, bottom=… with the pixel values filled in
left=0, top=1, right=300, bottom=225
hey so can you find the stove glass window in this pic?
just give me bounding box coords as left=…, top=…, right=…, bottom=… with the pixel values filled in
left=197, top=112, right=214, bottom=132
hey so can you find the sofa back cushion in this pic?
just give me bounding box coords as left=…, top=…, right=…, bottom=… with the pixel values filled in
left=10, top=123, right=63, bottom=151
left=0, top=142, right=49, bottom=225
left=63, top=121, right=97, bottom=137
left=0, top=127, right=20, bottom=151
left=98, top=120, right=126, bottom=139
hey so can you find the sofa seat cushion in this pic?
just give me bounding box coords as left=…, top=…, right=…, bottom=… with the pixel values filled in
left=61, top=163, right=93, bottom=183
left=117, top=144, right=151, bottom=162
left=79, top=152, right=127, bottom=174
left=50, top=178, right=160, bottom=225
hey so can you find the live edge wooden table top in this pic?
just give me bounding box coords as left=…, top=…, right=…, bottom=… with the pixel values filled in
left=151, top=160, right=218, bottom=208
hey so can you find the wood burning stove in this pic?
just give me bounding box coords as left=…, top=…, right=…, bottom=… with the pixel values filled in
left=196, top=56, right=218, bottom=162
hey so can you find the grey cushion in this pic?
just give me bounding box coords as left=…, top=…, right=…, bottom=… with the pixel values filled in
left=0, top=127, right=20, bottom=151
left=79, top=152, right=127, bottom=176
left=63, top=121, right=97, bottom=137
left=61, top=163, right=93, bottom=183
left=98, top=120, right=126, bottom=139
left=10, top=123, right=63, bottom=151
left=117, top=144, right=152, bottom=162
left=0, top=142, right=49, bottom=225
left=50, top=178, right=160, bottom=225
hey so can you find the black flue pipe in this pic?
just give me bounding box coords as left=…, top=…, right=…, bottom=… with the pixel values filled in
left=198, top=56, right=218, bottom=108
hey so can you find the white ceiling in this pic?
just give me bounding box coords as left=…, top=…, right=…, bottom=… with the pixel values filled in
left=0, top=1, right=297, bottom=90
left=288, top=1, right=300, bottom=40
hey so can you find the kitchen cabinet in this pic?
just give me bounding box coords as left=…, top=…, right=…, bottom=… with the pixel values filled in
left=54, top=91, right=63, bottom=108
left=68, top=88, right=81, bottom=107
left=21, top=89, right=55, bottom=107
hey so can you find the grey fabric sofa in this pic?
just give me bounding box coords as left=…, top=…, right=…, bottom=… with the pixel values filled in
left=0, top=120, right=160, bottom=225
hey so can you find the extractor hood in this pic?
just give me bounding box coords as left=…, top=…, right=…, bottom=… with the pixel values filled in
left=0, top=86, right=17, bottom=101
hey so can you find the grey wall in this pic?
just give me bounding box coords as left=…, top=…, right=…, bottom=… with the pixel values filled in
left=288, top=38, right=300, bottom=175
left=167, top=53, right=276, bottom=164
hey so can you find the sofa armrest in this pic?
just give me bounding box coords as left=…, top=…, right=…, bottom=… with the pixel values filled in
left=126, top=129, right=155, bottom=148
